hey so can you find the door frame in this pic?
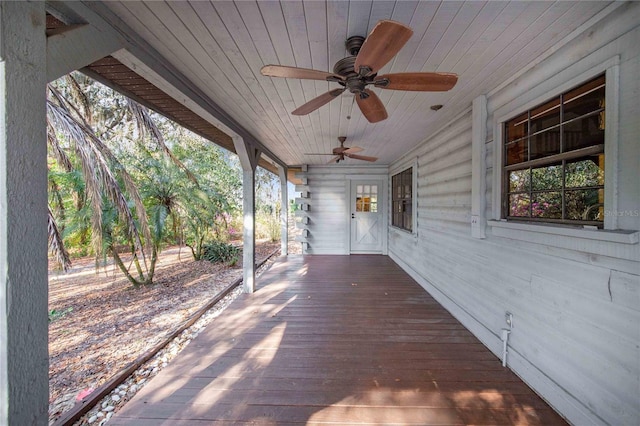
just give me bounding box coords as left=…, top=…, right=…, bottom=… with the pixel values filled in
left=345, top=175, right=388, bottom=255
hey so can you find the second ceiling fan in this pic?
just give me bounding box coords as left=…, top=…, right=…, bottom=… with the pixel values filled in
left=306, top=137, right=377, bottom=164
left=261, top=20, right=458, bottom=123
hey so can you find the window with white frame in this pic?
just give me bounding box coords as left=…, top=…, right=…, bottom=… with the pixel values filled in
left=392, top=168, right=413, bottom=231
left=503, top=74, right=605, bottom=227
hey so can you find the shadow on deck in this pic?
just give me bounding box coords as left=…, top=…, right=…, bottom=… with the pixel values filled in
left=110, top=255, right=566, bottom=425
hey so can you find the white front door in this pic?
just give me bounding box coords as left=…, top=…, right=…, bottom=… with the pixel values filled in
left=350, top=180, right=383, bottom=253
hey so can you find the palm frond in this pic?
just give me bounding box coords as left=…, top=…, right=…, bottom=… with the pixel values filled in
left=47, top=95, right=105, bottom=256
left=46, top=89, right=150, bottom=261
left=47, top=122, right=74, bottom=172
left=127, top=99, right=200, bottom=186
left=48, top=172, right=66, bottom=227
left=48, top=206, right=71, bottom=271
left=65, top=74, right=93, bottom=126
left=150, top=204, right=170, bottom=242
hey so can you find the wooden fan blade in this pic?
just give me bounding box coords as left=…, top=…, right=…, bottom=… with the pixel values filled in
left=261, top=65, right=343, bottom=81
left=292, top=88, right=345, bottom=115
left=374, top=72, right=458, bottom=91
left=343, top=146, right=364, bottom=154
left=355, top=20, right=413, bottom=76
left=327, top=156, right=341, bottom=164
left=345, top=153, right=378, bottom=162
left=356, top=90, right=388, bottom=123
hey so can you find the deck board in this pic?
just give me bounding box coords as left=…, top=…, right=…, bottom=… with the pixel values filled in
left=110, top=255, right=567, bottom=425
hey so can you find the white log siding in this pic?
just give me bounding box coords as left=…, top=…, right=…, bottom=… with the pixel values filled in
left=303, top=165, right=388, bottom=255
left=388, top=4, right=639, bottom=426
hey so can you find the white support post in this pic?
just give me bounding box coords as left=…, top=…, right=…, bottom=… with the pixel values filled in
left=233, top=136, right=260, bottom=293
left=278, top=165, right=288, bottom=256
left=1, top=2, right=49, bottom=424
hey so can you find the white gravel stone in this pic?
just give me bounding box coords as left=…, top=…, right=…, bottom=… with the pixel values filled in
left=104, top=405, right=115, bottom=412
left=88, top=415, right=98, bottom=424
left=111, top=395, right=121, bottom=402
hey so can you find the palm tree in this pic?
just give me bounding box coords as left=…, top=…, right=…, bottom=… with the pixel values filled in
left=45, top=74, right=196, bottom=285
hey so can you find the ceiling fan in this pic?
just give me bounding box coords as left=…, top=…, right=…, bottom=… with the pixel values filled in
left=261, top=20, right=458, bottom=123
left=306, top=137, right=377, bottom=164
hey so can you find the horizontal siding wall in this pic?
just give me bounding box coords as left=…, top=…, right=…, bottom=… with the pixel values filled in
left=303, top=165, right=388, bottom=255
left=389, top=4, right=640, bottom=426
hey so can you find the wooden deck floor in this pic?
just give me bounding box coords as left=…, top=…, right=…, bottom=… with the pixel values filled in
left=110, top=255, right=566, bottom=425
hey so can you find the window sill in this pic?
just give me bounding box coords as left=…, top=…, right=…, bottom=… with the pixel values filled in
left=389, top=226, right=418, bottom=240
left=487, top=220, right=638, bottom=245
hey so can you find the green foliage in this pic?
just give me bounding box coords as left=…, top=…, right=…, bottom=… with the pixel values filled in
left=48, top=307, right=73, bottom=322
left=46, top=71, right=282, bottom=282
left=256, top=211, right=281, bottom=242
left=202, top=241, right=240, bottom=265
left=289, top=199, right=299, bottom=213
left=508, top=157, right=604, bottom=220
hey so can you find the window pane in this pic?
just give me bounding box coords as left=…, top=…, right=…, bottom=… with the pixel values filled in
left=505, top=113, right=528, bottom=142
left=509, top=193, right=530, bottom=217
left=371, top=202, right=377, bottom=213
left=502, top=74, right=605, bottom=227
left=404, top=185, right=411, bottom=199
left=563, top=114, right=604, bottom=152
left=532, top=192, right=562, bottom=218
left=565, top=189, right=603, bottom=221
left=565, top=156, right=604, bottom=188
left=403, top=213, right=412, bottom=231
left=506, top=139, right=527, bottom=165
left=531, top=163, right=562, bottom=191
left=392, top=168, right=412, bottom=230
left=530, top=127, right=560, bottom=160
left=357, top=185, right=363, bottom=193
left=509, top=169, right=530, bottom=192
left=372, top=185, right=378, bottom=194
left=530, top=98, right=560, bottom=134
left=371, top=196, right=377, bottom=203
left=364, top=185, right=370, bottom=193
left=563, top=75, right=605, bottom=121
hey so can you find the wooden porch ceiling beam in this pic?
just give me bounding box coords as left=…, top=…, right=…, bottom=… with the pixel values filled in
left=46, top=1, right=126, bottom=82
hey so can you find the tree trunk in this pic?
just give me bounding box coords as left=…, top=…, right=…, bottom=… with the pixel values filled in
left=111, top=249, right=144, bottom=287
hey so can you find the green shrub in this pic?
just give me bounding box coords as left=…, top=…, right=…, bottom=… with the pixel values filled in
left=256, top=212, right=281, bottom=242
left=202, top=241, right=240, bottom=265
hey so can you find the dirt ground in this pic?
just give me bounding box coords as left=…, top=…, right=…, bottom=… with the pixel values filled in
left=48, top=240, right=287, bottom=423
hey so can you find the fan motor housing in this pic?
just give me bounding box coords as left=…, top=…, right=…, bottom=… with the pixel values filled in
left=333, top=56, right=357, bottom=77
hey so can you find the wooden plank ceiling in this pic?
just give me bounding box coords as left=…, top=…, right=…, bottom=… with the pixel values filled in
left=102, top=1, right=611, bottom=166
